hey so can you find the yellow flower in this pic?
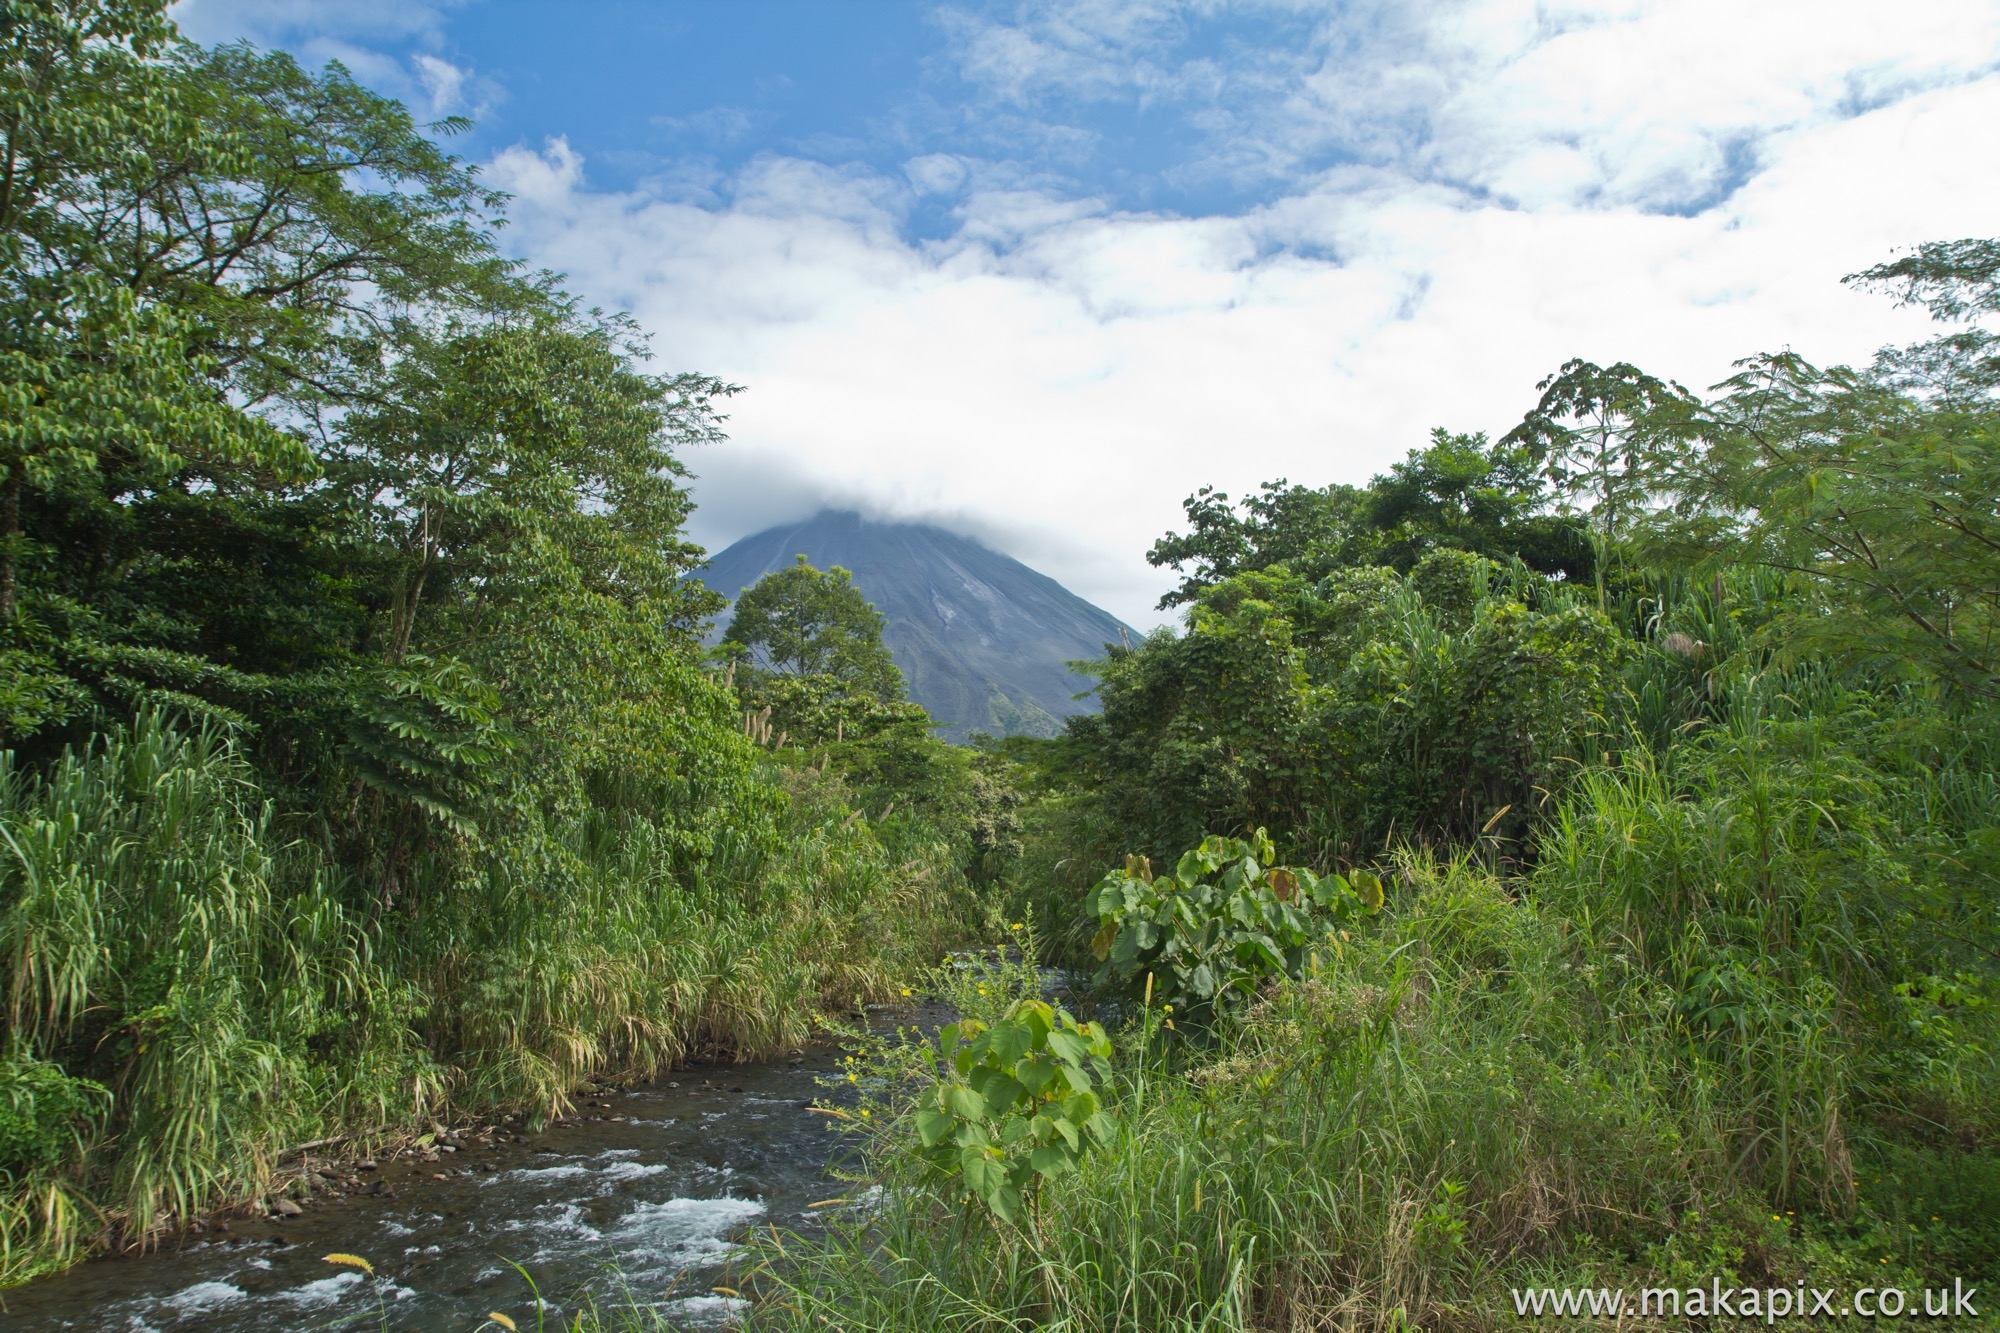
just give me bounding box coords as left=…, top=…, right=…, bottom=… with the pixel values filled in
left=1010, top=923, right=1024, bottom=931
left=322, top=1253, right=374, bottom=1275
left=847, top=1074, right=857, bottom=1083
left=1162, top=1004, right=1173, bottom=1013
left=860, top=1108, right=871, bottom=1118
left=900, top=988, right=912, bottom=997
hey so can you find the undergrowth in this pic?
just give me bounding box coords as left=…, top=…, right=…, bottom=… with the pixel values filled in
left=0, top=714, right=979, bottom=1284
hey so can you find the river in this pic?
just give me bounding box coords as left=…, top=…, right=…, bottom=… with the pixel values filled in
left=0, top=1047, right=854, bottom=1331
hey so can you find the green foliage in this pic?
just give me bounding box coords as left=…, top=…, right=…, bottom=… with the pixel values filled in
left=0, top=714, right=374, bottom=1240
left=721, top=556, right=901, bottom=698
left=1502, top=359, right=1698, bottom=607
left=0, top=4, right=1001, bottom=1281
left=1849, top=236, right=2000, bottom=325
left=737, top=669, right=929, bottom=753
left=0, top=0, right=512, bottom=632
left=762, top=840, right=1999, bottom=1332
left=1073, top=553, right=1623, bottom=862
left=1655, top=346, right=2000, bottom=698
left=1357, top=428, right=1595, bottom=579
left=746, top=239, right=2000, bottom=1333
left=341, top=653, right=516, bottom=842
left=0, top=1052, right=104, bottom=1182
left=1084, top=829, right=1381, bottom=1019
left=1535, top=675, right=2000, bottom=1205
left=912, top=1000, right=1117, bottom=1224
left=2, top=8, right=1996, bottom=1319
left=1146, top=478, right=1364, bottom=608
left=1146, top=431, right=1593, bottom=610
left=0, top=710, right=984, bottom=1278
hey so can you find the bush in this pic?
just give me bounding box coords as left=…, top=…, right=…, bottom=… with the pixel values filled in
left=1083, top=828, right=1381, bottom=1021
left=0, top=1054, right=104, bottom=1182
left=912, top=1001, right=1117, bottom=1224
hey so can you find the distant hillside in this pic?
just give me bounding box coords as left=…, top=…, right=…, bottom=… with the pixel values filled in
left=696, top=511, right=1133, bottom=741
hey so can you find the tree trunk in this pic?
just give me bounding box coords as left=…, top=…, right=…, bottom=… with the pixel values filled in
left=1, top=464, right=20, bottom=623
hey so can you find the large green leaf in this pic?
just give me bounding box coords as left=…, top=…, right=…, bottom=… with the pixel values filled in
left=1030, top=1143, right=1076, bottom=1178
left=915, top=1105, right=954, bottom=1148
left=979, top=1073, right=1026, bottom=1119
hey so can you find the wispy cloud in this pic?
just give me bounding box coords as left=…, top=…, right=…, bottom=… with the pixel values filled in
left=936, top=0, right=2000, bottom=213
left=172, top=0, right=501, bottom=121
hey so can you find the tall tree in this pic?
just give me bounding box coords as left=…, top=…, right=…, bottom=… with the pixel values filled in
left=1148, top=480, right=1362, bottom=608
left=720, top=556, right=901, bottom=698
left=0, top=0, right=529, bottom=743
left=0, top=1, right=312, bottom=620
left=1356, top=429, right=1593, bottom=578
left=1502, top=360, right=1696, bottom=608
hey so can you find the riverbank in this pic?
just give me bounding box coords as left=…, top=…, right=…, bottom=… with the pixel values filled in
left=0, top=718, right=987, bottom=1288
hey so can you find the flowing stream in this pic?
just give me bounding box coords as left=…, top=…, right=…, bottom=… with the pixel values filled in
left=1, top=1048, right=855, bottom=1331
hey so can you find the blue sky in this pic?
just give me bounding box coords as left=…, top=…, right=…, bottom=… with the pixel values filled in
left=180, top=2, right=1387, bottom=221
left=175, top=1, right=2000, bottom=626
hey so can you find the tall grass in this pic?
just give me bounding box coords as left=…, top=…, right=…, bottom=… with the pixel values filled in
left=744, top=682, right=2000, bottom=1331
left=757, top=857, right=1745, bottom=1332
left=0, top=715, right=982, bottom=1283
left=0, top=715, right=370, bottom=1262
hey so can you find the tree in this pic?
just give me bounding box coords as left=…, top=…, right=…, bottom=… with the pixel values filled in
left=1502, top=360, right=1696, bottom=608
left=1145, top=433, right=1591, bottom=611
left=1659, top=353, right=2000, bottom=698
left=1850, top=237, right=2000, bottom=325
left=720, top=556, right=901, bottom=698
left=0, top=2, right=311, bottom=620
left=1634, top=239, right=2000, bottom=699
left=1355, top=429, right=1593, bottom=579
left=0, top=0, right=522, bottom=742
left=1147, top=480, right=1362, bottom=608
left=1068, top=551, right=1623, bottom=865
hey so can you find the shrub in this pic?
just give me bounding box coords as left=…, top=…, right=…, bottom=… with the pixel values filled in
left=1083, top=828, right=1381, bottom=1021
left=912, top=1000, right=1116, bottom=1224
left=0, top=1053, right=105, bottom=1182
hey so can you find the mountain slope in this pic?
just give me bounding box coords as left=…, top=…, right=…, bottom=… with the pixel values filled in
left=696, top=511, right=1132, bottom=740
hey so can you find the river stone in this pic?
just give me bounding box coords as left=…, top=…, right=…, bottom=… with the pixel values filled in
left=273, top=1198, right=303, bottom=1216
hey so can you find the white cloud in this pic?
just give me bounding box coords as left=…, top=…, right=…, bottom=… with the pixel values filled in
left=483, top=0, right=1997, bottom=627
left=412, top=53, right=466, bottom=116
left=942, top=0, right=2000, bottom=212
left=170, top=0, right=2000, bottom=628
left=906, top=153, right=971, bottom=195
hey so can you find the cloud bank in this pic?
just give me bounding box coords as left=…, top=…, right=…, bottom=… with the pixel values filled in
left=178, top=0, right=2000, bottom=627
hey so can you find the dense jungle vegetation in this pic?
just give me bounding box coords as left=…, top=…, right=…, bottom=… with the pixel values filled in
left=0, top=0, right=1013, bottom=1282
left=749, top=269, right=2000, bottom=1327
left=2, top=5, right=1996, bottom=1330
